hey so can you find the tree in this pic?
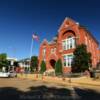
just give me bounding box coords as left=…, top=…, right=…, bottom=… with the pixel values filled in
left=40, top=60, right=46, bottom=74
left=0, top=53, right=9, bottom=71
left=30, top=56, right=38, bottom=72
left=55, top=59, right=63, bottom=75
left=0, top=53, right=7, bottom=61
left=13, top=61, right=19, bottom=67
left=72, top=44, right=92, bottom=73
left=13, top=61, right=19, bottom=70
left=0, top=53, right=8, bottom=67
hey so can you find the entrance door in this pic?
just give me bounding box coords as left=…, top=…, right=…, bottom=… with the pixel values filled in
left=50, top=59, right=56, bottom=69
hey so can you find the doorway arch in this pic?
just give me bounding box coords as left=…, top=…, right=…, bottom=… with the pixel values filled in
left=50, top=59, right=56, bottom=69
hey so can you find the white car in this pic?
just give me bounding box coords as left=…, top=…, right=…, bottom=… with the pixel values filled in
left=0, top=71, right=17, bottom=78
left=9, top=71, right=17, bottom=77
left=0, top=72, right=10, bottom=78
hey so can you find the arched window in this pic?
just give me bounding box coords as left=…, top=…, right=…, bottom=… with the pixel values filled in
left=62, top=36, right=76, bottom=50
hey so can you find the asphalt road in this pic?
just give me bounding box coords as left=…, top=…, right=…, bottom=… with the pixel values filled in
left=0, top=78, right=100, bottom=100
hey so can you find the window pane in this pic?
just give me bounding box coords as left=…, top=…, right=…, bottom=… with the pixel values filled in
left=62, top=41, right=66, bottom=50
left=63, top=55, right=66, bottom=66
left=63, top=37, right=76, bottom=50
left=43, top=48, right=46, bottom=60
left=63, top=54, right=73, bottom=67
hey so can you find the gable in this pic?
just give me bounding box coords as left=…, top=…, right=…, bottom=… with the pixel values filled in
left=58, top=17, right=77, bottom=32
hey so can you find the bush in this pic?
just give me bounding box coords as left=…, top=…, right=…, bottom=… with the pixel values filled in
left=55, top=59, right=63, bottom=76
left=30, top=56, right=38, bottom=72
left=40, top=60, right=46, bottom=74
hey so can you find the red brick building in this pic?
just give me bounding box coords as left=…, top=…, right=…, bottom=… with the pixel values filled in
left=39, top=17, right=100, bottom=73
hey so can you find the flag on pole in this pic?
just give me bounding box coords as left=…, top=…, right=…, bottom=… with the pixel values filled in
left=32, top=34, right=39, bottom=41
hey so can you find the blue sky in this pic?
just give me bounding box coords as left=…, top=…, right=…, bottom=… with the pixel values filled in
left=0, top=0, right=100, bottom=60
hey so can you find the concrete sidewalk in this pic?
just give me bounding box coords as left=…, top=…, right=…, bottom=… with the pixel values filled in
left=17, top=74, right=100, bottom=88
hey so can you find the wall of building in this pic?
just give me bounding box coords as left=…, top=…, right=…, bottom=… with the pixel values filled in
left=39, top=17, right=99, bottom=73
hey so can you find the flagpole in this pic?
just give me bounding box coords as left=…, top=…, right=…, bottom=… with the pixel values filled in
left=30, top=38, right=33, bottom=58
left=29, top=38, right=33, bottom=68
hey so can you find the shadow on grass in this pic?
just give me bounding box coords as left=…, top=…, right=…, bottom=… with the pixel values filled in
left=0, top=86, right=100, bottom=100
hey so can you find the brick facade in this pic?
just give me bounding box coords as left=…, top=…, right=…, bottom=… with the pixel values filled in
left=39, top=17, right=100, bottom=73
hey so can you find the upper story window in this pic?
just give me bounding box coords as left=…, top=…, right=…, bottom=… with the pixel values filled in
left=62, top=41, right=66, bottom=50
left=62, top=36, right=75, bottom=50
left=54, top=48, right=56, bottom=51
left=43, top=48, right=46, bottom=55
left=85, top=36, right=88, bottom=45
left=42, top=48, right=46, bottom=60
left=51, top=48, right=56, bottom=54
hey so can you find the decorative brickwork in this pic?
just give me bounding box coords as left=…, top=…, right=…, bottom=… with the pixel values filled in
left=39, top=17, right=100, bottom=73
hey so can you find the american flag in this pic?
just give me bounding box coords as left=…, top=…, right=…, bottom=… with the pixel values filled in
left=32, top=34, right=39, bottom=41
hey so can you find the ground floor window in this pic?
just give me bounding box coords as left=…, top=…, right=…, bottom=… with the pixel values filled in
left=63, top=54, right=73, bottom=67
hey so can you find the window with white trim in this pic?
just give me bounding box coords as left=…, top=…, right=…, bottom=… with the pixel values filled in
left=51, top=48, right=56, bottom=54
left=62, top=41, right=66, bottom=50
left=85, top=36, right=88, bottom=45
left=62, top=36, right=75, bottom=50
left=63, top=54, right=73, bottom=67
left=51, top=48, right=54, bottom=53
left=63, top=55, right=66, bottom=66
left=54, top=48, right=56, bottom=52
left=42, top=48, right=46, bottom=60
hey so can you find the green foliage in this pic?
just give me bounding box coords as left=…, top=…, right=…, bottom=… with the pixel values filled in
left=30, top=56, right=38, bottom=72
left=0, top=53, right=9, bottom=68
left=13, top=61, right=19, bottom=68
left=72, top=44, right=92, bottom=73
left=55, top=59, right=63, bottom=75
left=0, top=53, right=7, bottom=61
left=40, top=60, right=46, bottom=74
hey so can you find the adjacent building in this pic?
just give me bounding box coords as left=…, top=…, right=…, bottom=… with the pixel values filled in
left=39, top=17, right=100, bottom=73
left=18, top=58, right=30, bottom=68
left=7, top=57, right=17, bottom=66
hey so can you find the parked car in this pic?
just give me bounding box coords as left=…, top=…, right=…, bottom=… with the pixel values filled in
left=0, top=72, right=10, bottom=78
left=9, top=71, right=17, bottom=77
left=0, top=71, right=17, bottom=78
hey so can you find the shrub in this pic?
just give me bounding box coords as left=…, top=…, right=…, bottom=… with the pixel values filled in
left=55, top=59, right=63, bottom=76
left=40, top=60, right=46, bottom=74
